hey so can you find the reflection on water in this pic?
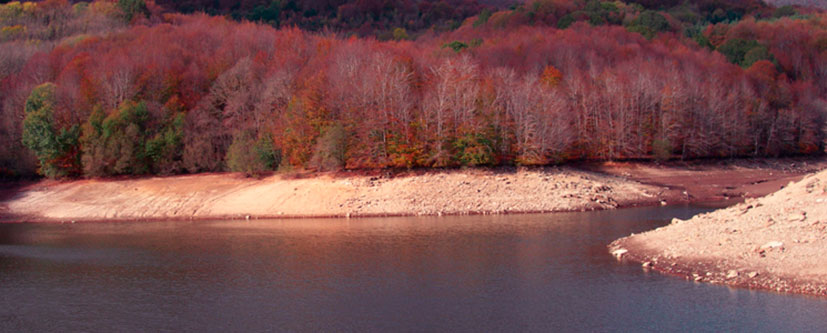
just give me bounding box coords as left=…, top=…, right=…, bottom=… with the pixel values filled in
left=1, top=206, right=825, bottom=331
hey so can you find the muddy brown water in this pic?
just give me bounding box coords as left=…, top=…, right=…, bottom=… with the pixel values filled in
left=1, top=206, right=826, bottom=331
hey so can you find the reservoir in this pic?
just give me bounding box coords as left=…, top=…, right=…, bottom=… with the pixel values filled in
left=1, top=206, right=825, bottom=331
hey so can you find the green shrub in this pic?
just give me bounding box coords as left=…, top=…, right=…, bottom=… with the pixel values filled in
left=247, top=0, right=282, bottom=25
left=652, top=138, right=672, bottom=162
left=80, top=101, right=150, bottom=176
left=627, top=10, right=670, bottom=39
left=254, top=133, right=280, bottom=171
left=557, top=14, right=575, bottom=29
left=473, top=8, right=491, bottom=27
left=22, top=83, right=80, bottom=178
left=226, top=131, right=280, bottom=176
left=392, top=27, right=408, bottom=41
left=717, top=38, right=775, bottom=68
left=742, top=45, right=773, bottom=68
left=773, top=6, right=796, bottom=18
left=443, top=40, right=468, bottom=52
left=117, top=0, right=148, bottom=22
left=145, top=112, right=185, bottom=175
left=453, top=132, right=496, bottom=166
left=310, top=124, right=347, bottom=171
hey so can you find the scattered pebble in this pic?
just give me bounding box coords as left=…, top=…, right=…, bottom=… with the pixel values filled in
left=612, top=249, right=628, bottom=259
left=787, top=213, right=806, bottom=222
left=760, top=241, right=784, bottom=250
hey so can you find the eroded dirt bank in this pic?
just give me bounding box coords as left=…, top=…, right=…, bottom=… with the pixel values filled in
left=2, top=158, right=826, bottom=223
left=588, top=158, right=827, bottom=204
left=1, top=167, right=667, bottom=223
left=610, top=168, right=827, bottom=297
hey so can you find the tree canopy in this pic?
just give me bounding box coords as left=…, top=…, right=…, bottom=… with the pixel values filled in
left=1, top=0, right=825, bottom=178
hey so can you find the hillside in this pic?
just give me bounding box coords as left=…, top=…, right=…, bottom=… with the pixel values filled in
left=1, top=0, right=825, bottom=180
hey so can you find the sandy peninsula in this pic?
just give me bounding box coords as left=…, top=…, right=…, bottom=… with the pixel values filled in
left=610, top=168, right=827, bottom=296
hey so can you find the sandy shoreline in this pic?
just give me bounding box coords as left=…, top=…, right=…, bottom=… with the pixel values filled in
left=611, top=237, right=827, bottom=297
left=1, top=167, right=667, bottom=223
left=4, top=158, right=827, bottom=296
left=610, top=168, right=827, bottom=297
left=1, top=158, right=826, bottom=223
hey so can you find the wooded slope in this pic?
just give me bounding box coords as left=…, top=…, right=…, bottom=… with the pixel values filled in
left=1, top=0, right=825, bottom=178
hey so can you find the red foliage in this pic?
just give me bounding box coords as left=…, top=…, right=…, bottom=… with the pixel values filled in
left=1, top=7, right=825, bottom=177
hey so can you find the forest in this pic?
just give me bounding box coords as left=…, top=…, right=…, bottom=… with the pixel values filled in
left=0, top=0, right=825, bottom=178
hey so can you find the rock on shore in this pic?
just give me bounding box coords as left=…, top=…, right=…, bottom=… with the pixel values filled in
left=610, top=169, right=827, bottom=296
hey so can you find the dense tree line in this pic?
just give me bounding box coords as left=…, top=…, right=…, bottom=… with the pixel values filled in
left=765, top=0, right=827, bottom=10
left=90, top=0, right=816, bottom=38
left=0, top=0, right=825, bottom=178
left=147, top=0, right=492, bottom=38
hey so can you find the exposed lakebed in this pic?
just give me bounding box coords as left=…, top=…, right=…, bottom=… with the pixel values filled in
left=1, top=206, right=825, bottom=331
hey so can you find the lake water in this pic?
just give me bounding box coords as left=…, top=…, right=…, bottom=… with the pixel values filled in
left=1, top=206, right=826, bottom=332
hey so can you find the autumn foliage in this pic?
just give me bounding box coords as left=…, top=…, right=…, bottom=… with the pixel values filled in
left=1, top=0, right=825, bottom=178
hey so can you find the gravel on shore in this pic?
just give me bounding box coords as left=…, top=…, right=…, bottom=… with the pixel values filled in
left=610, top=168, right=827, bottom=297
left=1, top=167, right=665, bottom=223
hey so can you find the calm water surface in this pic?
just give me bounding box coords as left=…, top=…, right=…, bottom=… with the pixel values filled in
left=1, top=206, right=826, bottom=332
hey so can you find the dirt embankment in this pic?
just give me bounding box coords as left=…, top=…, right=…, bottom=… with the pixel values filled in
left=0, top=167, right=667, bottom=223
left=2, top=158, right=825, bottom=223
left=610, top=168, right=827, bottom=297
left=589, top=158, right=827, bottom=204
